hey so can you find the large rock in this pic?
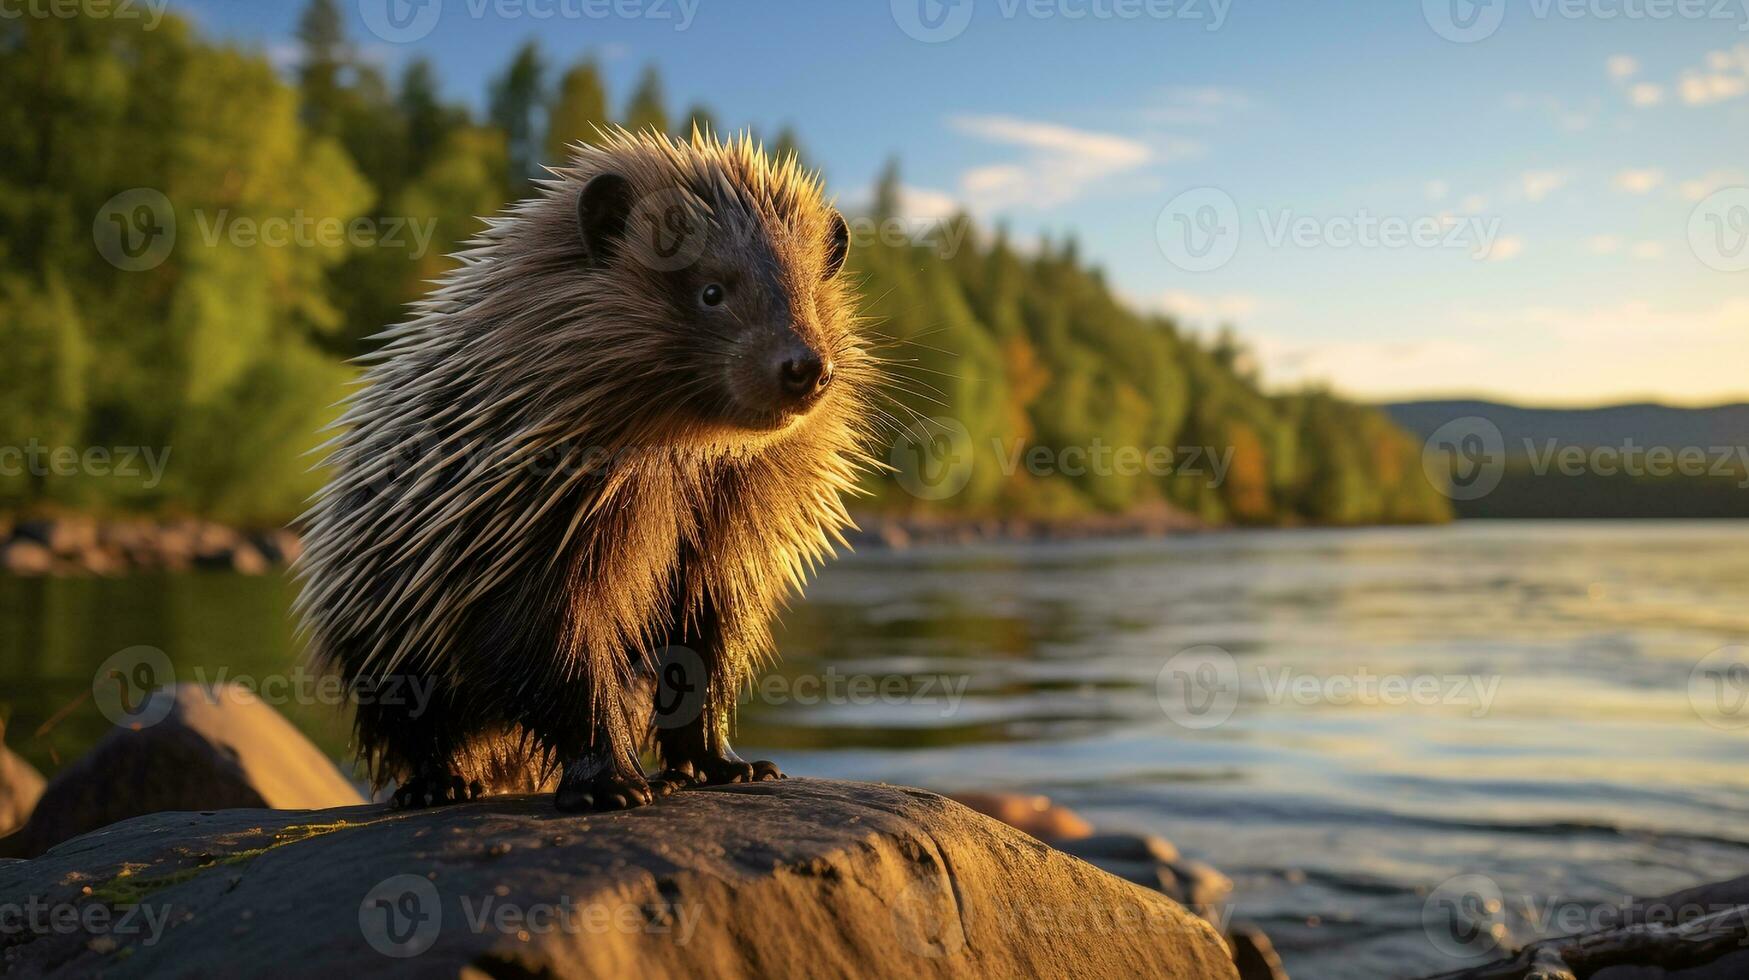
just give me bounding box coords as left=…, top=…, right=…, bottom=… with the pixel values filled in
left=0, top=744, right=45, bottom=836
left=948, top=791, right=1094, bottom=841
left=0, top=684, right=363, bottom=858
left=0, top=538, right=54, bottom=575
left=1590, top=874, right=1749, bottom=980
left=0, top=780, right=1236, bottom=979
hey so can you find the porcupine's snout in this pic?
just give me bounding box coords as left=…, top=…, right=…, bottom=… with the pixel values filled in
left=727, top=319, right=834, bottom=428
left=773, top=339, right=834, bottom=409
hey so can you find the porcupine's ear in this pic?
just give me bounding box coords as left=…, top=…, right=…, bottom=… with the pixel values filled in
left=822, top=208, right=850, bottom=281
left=576, top=172, right=633, bottom=267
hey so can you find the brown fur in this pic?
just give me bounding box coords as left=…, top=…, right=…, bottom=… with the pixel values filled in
left=293, top=129, right=876, bottom=807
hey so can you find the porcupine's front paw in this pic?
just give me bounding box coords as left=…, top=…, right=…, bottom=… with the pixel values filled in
left=554, top=767, right=654, bottom=813
left=650, top=754, right=784, bottom=795
left=391, top=771, right=484, bottom=809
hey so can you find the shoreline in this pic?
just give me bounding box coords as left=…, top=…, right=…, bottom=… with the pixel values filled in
left=0, top=510, right=1215, bottom=577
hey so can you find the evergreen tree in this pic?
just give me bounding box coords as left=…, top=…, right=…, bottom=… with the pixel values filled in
left=488, top=41, right=547, bottom=193
left=545, top=58, right=611, bottom=159
left=623, top=64, right=669, bottom=135
left=680, top=103, right=720, bottom=140
left=401, top=58, right=463, bottom=162
left=296, top=0, right=347, bottom=138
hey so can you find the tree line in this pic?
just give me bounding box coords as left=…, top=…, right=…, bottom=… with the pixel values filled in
left=0, top=1, right=1452, bottom=526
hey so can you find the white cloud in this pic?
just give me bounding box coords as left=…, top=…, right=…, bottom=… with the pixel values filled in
left=266, top=43, right=301, bottom=73
left=1584, top=235, right=1623, bottom=254
left=1461, top=298, right=1749, bottom=346
left=1680, top=71, right=1748, bottom=105
left=1482, top=236, right=1524, bottom=262
left=1505, top=92, right=1597, bottom=132
left=1144, top=86, right=1252, bottom=126
left=1520, top=171, right=1568, bottom=202
left=1607, top=55, right=1640, bottom=80
left=1367, top=299, right=1749, bottom=403
left=950, top=115, right=1153, bottom=211
left=1612, top=168, right=1665, bottom=194
left=1628, top=83, right=1665, bottom=107
left=1260, top=300, right=1749, bottom=403
left=1149, top=290, right=1262, bottom=321
left=1674, top=45, right=1749, bottom=105
left=1703, top=45, right=1749, bottom=74
left=1254, top=336, right=1488, bottom=393
left=844, top=183, right=961, bottom=223
left=1679, top=170, right=1749, bottom=202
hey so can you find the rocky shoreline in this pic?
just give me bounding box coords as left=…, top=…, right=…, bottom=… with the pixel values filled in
left=0, top=685, right=1253, bottom=978
left=0, top=510, right=1207, bottom=577
left=6, top=685, right=1748, bottom=977
left=0, top=516, right=302, bottom=577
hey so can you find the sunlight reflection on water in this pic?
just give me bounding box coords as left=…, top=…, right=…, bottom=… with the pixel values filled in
left=4, top=521, right=1747, bottom=978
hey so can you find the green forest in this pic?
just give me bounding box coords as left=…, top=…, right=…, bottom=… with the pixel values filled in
left=0, top=2, right=1453, bottom=528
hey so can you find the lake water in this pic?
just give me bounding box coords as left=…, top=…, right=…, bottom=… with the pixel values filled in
left=4, top=521, right=1748, bottom=978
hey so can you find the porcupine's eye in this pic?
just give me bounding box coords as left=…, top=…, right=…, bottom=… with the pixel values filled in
left=700, top=283, right=725, bottom=307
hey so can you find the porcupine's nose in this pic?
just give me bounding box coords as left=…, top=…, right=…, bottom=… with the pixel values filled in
left=776, top=346, right=834, bottom=407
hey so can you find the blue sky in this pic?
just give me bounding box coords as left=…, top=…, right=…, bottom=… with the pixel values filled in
left=181, top=0, right=1749, bottom=406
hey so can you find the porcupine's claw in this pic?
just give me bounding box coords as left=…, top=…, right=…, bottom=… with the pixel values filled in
left=670, top=754, right=786, bottom=787
left=647, top=761, right=699, bottom=798
left=391, top=772, right=484, bottom=809
left=554, top=768, right=654, bottom=813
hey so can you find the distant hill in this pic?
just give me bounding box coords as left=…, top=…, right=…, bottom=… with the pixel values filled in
left=1385, top=400, right=1749, bottom=450
left=1384, top=399, right=1749, bottom=519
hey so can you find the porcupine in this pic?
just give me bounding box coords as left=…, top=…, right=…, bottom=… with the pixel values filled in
left=294, top=129, right=875, bottom=812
